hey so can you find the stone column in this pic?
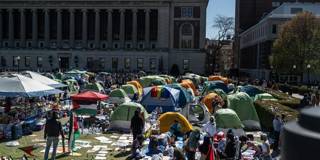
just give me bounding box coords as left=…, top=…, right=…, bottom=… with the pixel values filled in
left=69, top=9, right=75, bottom=48
left=32, top=8, right=38, bottom=47
left=57, top=9, right=62, bottom=48
left=94, top=9, right=100, bottom=49
left=145, top=9, right=150, bottom=49
left=8, top=9, right=14, bottom=47
left=20, top=8, right=26, bottom=47
left=107, top=9, right=112, bottom=48
left=120, top=9, right=125, bottom=48
left=132, top=9, right=137, bottom=48
left=44, top=9, right=50, bottom=47
left=82, top=9, right=87, bottom=48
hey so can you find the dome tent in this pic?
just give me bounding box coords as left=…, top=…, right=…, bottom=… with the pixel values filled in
left=254, top=93, right=277, bottom=102
left=139, top=76, right=167, bottom=87
left=202, top=81, right=229, bottom=95
left=215, top=108, right=244, bottom=129
left=109, top=102, right=149, bottom=132
left=158, top=112, right=193, bottom=133
left=83, top=82, right=104, bottom=93
left=166, top=83, right=194, bottom=107
left=202, top=93, right=225, bottom=113
left=181, top=79, right=199, bottom=96
left=140, top=86, right=180, bottom=113
left=237, top=85, right=263, bottom=98
left=208, top=75, right=229, bottom=84
left=180, top=104, right=210, bottom=125
left=109, top=88, right=131, bottom=104
left=127, top=81, right=143, bottom=96
left=227, top=92, right=261, bottom=130
left=121, top=84, right=139, bottom=99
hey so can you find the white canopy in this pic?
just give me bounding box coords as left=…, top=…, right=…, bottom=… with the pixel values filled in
left=23, top=71, right=66, bottom=88
left=0, top=74, right=63, bottom=97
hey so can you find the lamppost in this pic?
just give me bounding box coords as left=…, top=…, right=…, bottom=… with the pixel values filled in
left=58, top=57, right=61, bottom=72
left=292, top=65, right=296, bottom=84
left=16, top=56, right=21, bottom=72
left=307, top=64, right=311, bottom=85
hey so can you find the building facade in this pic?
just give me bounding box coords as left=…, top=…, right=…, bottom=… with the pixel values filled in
left=239, top=2, right=320, bottom=81
left=0, top=0, right=208, bottom=74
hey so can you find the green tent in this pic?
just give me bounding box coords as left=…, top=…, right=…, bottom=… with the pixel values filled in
left=109, top=89, right=130, bottom=104
left=254, top=93, right=278, bottom=102
left=63, top=79, right=79, bottom=93
left=109, top=102, right=148, bottom=132
left=84, top=82, right=104, bottom=92
left=121, top=84, right=138, bottom=99
left=139, top=76, right=167, bottom=87
left=54, top=72, right=64, bottom=80
left=215, top=108, right=244, bottom=129
left=227, top=92, right=261, bottom=130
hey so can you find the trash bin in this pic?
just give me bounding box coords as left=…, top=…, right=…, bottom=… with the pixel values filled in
left=281, top=107, right=320, bottom=160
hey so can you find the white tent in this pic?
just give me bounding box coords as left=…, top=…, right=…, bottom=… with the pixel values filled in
left=0, top=74, right=63, bottom=97
left=181, top=104, right=211, bottom=124
left=23, top=71, right=66, bottom=88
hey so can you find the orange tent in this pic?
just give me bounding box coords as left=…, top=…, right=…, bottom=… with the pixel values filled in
left=208, top=76, right=229, bottom=84
left=202, top=93, right=224, bottom=113
left=181, top=79, right=199, bottom=96
left=127, top=80, right=143, bottom=96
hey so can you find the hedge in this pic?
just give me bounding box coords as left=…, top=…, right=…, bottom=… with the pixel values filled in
left=278, top=84, right=313, bottom=95
left=265, top=89, right=301, bottom=109
left=254, top=100, right=299, bottom=131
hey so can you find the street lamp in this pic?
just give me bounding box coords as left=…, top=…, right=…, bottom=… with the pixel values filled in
left=58, top=57, right=61, bottom=72
left=307, top=64, right=311, bottom=85
left=16, top=56, right=20, bottom=72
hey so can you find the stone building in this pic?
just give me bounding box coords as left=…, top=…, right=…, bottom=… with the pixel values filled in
left=0, top=0, right=208, bottom=74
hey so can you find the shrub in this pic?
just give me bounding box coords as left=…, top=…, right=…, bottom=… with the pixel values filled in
left=265, top=89, right=301, bottom=108
left=254, top=100, right=299, bottom=131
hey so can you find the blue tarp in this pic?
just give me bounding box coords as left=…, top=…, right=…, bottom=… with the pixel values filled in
left=141, top=86, right=180, bottom=113
left=203, top=81, right=229, bottom=94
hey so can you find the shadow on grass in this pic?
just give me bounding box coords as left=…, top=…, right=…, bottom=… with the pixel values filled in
left=113, top=150, right=131, bottom=158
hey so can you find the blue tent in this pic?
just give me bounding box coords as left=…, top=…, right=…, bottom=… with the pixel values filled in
left=202, top=80, right=229, bottom=94
left=237, top=85, right=263, bottom=97
left=166, top=84, right=193, bottom=107
left=140, top=86, right=180, bottom=113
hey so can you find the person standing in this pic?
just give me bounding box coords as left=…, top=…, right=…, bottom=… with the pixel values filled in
left=130, top=110, right=144, bottom=140
left=272, top=115, right=281, bottom=151
left=44, top=112, right=64, bottom=160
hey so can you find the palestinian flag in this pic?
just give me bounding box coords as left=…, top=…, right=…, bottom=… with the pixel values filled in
left=68, top=112, right=81, bottom=152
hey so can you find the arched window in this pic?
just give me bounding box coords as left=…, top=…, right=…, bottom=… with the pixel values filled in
left=180, top=23, right=193, bottom=49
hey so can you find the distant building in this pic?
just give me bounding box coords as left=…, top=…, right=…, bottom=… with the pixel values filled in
left=205, top=39, right=233, bottom=74
left=239, top=2, right=320, bottom=81
left=0, top=0, right=208, bottom=74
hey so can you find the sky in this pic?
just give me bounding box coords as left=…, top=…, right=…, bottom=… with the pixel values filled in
left=206, top=0, right=235, bottom=39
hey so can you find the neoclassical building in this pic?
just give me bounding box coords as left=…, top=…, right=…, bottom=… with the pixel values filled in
left=0, top=0, right=208, bottom=74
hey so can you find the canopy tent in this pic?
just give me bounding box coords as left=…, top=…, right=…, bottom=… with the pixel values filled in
left=109, top=102, right=149, bottom=132
left=22, top=71, right=66, bottom=88
left=202, top=93, right=225, bottom=113
left=202, top=81, right=229, bottom=95
left=180, top=104, right=211, bottom=125
left=158, top=112, right=193, bottom=133
left=214, top=108, right=244, bottom=129
left=227, top=92, right=261, bottom=130
left=0, top=74, right=62, bottom=97
left=127, top=81, right=143, bottom=97
left=71, top=91, right=108, bottom=115
left=237, top=85, right=264, bottom=98
left=140, top=86, right=180, bottom=113
left=121, top=84, right=139, bottom=99
left=109, top=88, right=131, bottom=104
left=208, top=75, right=229, bottom=84
left=83, top=82, right=104, bottom=93
left=254, top=93, right=278, bottom=102
left=139, top=76, right=167, bottom=87
left=166, top=83, right=194, bottom=107
left=181, top=79, right=198, bottom=96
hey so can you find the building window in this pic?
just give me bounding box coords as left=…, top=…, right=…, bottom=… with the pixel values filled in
left=150, top=58, right=156, bottom=70
left=139, top=44, right=144, bottom=49
left=181, top=7, right=193, bottom=18
left=39, top=42, right=44, bottom=48
left=27, top=42, right=32, bottom=48
left=25, top=56, right=31, bottom=67
left=15, top=42, right=20, bottom=48
left=1, top=56, right=7, bottom=67
left=99, top=58, right=105, bottom=68
left=102, top=43, right=106, bottom=49
left=126, top=44, right=131, bottom=49
left=37, top=56, right=43, bottom=67
left=291, top=8, right=303, bottom=14
left=13, top=56, right=19, bottom=67
left=151, top=44, right=156, bottom=49
left=137, top=58, right=144, bottom=70
left=87, top=57, right=93, bottom=68
left=89, top=43, right=94, bottom=49
left=272, top=24, right=277, bottom=34
left=183, top=59, right=190, bottom=70
left=114, top=43, right=118, bottom=49
left=112, top=57, right=118, bottom=70
left=124, top=58, right=131, bottom=69
left=4, top=42, right=8, bottom=48
left=180, top=23, right=193, bottom=49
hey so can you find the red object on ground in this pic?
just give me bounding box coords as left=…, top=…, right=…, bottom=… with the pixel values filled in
left=19, top=145, right=38, bottom=156
left=71, top=91, right=108, bottom=101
